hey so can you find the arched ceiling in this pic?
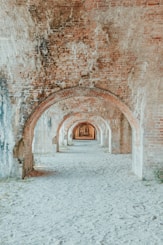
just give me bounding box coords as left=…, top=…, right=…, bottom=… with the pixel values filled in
left=36, top=96, right=122, bottom=123
left=60, top=113, right=109, bottom=135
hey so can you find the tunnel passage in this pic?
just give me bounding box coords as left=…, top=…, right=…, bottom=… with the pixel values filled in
left=73, top=122, right=96, bottom=140
left=56, top=112, right=109, bottom=152
left=19, top=87, right=142, bottom=179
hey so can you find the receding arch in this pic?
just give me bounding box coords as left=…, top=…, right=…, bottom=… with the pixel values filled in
left=65, top=120, right=99, bottom=145
left=73, top=122, right=95, bottom=139
left=71, top=121, right=97, bottom=140
left=68, top=119, right=102, bottom=144
left=57, top=116, right=101, bottom=151
left=68, top=117, right=110, bottom=148
left=20, top=87, right=142, bottom=178
left=56, top=112, right=111, bottom=152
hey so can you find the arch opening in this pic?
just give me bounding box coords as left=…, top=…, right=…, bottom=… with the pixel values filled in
left=16, top=87, right=142, bottom=179
left=56, top=113, right=111, bottom=153
left=73, top=122, right=96, bottom=140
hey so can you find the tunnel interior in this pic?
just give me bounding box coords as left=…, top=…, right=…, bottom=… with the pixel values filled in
left=31, top=90, right=134, bottom=176
left=73, top=122, right=96, bottom=140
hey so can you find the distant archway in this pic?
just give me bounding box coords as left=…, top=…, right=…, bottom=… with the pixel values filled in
left=57, top=117, right=100, bottom=151
left=18, top=87, right=142, bottom=178
left=56, top=112, right=111, bottom=152
left=73, top=122, right=96, bottom=140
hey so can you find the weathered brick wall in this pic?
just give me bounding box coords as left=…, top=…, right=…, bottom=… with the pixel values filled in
left=144, top=80, right=163, bottom=177
left=0, top=75, right=19, bottom=177
left=0, top=0, right=162, bottom=178
left=120, top=114, right=132, bottom=154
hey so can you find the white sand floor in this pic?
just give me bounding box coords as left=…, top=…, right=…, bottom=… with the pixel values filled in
left=0, top=140, right=163, bottom=245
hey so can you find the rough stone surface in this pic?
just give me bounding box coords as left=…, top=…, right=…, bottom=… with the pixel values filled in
left=0, top=75, right=19, bottom=177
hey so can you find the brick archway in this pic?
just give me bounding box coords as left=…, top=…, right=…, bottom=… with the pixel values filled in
left=73, top=122, right=96, bottom=139
left=56, top=112, right=111, bottom=152
left=57, top=116, right=101, bottom=150
left=21, top=87, right=142, bottom=178
left=59, top=119, right=100, bottom=148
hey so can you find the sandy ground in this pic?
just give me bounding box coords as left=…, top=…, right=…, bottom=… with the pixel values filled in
left=0, top=140, right=163, bottom=245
